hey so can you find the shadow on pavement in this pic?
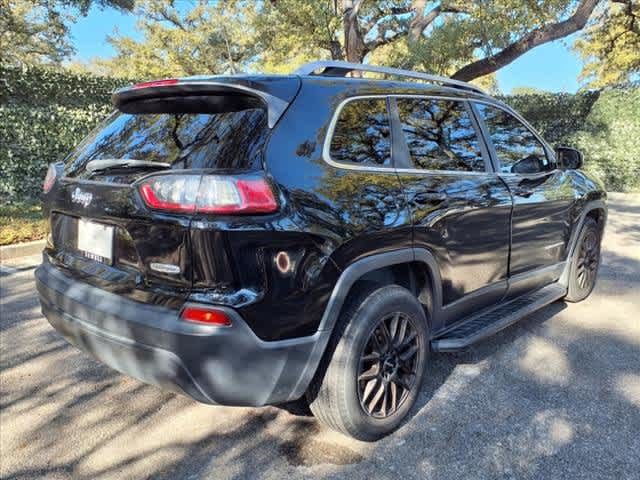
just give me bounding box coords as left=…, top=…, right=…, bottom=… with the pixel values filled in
left=1, top=198, right=639, bottom=479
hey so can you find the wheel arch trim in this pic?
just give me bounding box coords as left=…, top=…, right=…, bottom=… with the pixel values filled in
left=317, top=247, right=443, bottom=333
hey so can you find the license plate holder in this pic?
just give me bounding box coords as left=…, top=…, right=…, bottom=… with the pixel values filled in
left=77, top=219, right=114, bottom=264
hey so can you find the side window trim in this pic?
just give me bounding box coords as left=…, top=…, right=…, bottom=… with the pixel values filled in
left=469, top=101, right=500, bottom=173
left=461, top=100, right=494, bottom=174
left=322, top=95, right=395, bottom=172
left=471, top=100, right=557, bottom=176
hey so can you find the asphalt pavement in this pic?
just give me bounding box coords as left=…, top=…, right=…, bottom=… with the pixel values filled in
left=1, top=193, right=639, bottom=480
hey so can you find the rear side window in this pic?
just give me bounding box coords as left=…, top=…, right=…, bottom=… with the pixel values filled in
left=474, top=103, right=550, bottom=174
left=396, top=98, right=485, bottom=172
left=329, top=98, right=391, bottom=167
left=64, top=103, right=267, bottom=177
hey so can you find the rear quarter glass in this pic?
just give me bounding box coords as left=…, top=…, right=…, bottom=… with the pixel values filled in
left=63, top=96, right=269, bottom=179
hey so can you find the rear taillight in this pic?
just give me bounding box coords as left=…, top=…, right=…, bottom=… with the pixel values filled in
left=43, top=164, right=57, bottom=193
left=181, top=307, right=232, bottom=326
left=138, top=174, right=278, bottom=214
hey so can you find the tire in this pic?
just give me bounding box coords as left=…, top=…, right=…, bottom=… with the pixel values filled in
left=307, top=284, right=429, bottom=441
left=565, top=217, right=602, bottom=302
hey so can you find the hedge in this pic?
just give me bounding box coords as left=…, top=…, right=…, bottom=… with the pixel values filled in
left=1, top=65, right=639, bottom=202
left=0, top=64, right=135, bottom=107
left=503, top=88, right=640, bottom=192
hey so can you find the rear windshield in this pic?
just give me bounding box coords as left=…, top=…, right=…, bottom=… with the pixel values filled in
left=64, top=104, right=268, bottom=177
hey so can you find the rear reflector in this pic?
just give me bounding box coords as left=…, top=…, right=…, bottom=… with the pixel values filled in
left=132, top=78, right=179, bottom=89
left=181, top=307, right=232, bottom=326
left=138, top=174, right=278, bottom=214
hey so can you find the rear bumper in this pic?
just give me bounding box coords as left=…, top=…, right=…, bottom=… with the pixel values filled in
left=35, top=258, right=327, bottom=406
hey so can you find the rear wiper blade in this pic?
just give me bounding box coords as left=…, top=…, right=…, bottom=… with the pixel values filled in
left=85, top=159, right=171, bottom=173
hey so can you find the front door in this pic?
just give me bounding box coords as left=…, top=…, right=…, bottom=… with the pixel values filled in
left=472, top=101, right=574, bottom=297
left=390, top=96, right=512, bottom=330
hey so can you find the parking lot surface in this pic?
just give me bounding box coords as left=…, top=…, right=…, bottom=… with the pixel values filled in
left=1, top=193, right=639, bottom=479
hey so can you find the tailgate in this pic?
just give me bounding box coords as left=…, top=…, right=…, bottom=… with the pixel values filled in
left=45, top=179, right=192, bottom=307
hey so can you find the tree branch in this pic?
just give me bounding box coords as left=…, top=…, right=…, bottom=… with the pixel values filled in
left=408, top=1, right=468, bottom=42
left=451, top=0, right=601, bottom=81
left=409, top=1, right=442, bottom=41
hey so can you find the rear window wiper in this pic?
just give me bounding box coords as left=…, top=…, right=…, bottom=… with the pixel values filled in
left=85, top=159, right=172, bottom=173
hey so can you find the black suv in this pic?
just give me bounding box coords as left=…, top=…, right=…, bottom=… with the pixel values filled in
left=36, top=61, right=607, bottom=441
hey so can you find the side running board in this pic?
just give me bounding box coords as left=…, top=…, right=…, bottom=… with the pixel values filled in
left=431, top=283, right=567, bottom=352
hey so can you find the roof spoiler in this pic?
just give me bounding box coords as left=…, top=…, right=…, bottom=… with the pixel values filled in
left=112, top=76, right=300, bottom=128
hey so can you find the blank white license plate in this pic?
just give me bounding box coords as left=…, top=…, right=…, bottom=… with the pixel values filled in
left=77, top=219, right=113, bottom=263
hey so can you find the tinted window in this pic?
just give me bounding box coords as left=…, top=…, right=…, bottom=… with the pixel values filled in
left=330, top=99, right=391, bottom=166
left=396, top=98, right=485, bottom=172
left=474, top=103, right=550, bottom=174
left=65, top=107, right=267, bottom=177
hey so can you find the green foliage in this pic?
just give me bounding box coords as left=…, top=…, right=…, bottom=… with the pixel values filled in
left=0, top=64, right=135, bottom=106
left=503, top=88, right=640, bottom=191
left=252, top=0, right=339, bottom=73
left=100, top=0, right=258, bottom=78
left=570, top=88, right=640, bottom=191
left=1, top=0, right=134, bottom=68
left=0, top=65, right=133, bottom=200
left=575, top=0, right=640, bottom=87
left=0, top=103, right=113, bottom=200
left=501, top=90, right=601, bottom=144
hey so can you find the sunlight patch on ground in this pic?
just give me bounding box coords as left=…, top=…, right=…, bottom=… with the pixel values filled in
left=518, top=337, right=571, bottom=385
left=615, top=374, right=640, bottom=409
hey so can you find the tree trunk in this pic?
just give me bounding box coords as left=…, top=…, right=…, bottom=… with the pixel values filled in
left=343, top=0, right=366, bottom=63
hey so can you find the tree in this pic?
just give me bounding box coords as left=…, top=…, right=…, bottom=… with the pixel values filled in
left=95, top=0, right=607, bottom=84
left=574, top=0, right=640, bottom=87
left=100, top=0, right=258, bottom=78
left=257, top=0, right=602, bottom=82
left=0, top=0, right=133, bottom=67
left=251, top=0, right=342, bottom=73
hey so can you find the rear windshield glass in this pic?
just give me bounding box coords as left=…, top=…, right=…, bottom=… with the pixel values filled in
left=64, top=106, right=268, bottom=177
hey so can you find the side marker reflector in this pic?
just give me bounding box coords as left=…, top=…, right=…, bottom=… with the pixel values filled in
left=181, top=307, right=232, bottom=326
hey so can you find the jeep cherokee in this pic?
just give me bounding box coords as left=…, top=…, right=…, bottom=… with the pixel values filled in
left=35, top=61, right=607, bottom=441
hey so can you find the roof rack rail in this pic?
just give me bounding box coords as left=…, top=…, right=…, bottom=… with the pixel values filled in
left=294, top=60, right=487, bottom=95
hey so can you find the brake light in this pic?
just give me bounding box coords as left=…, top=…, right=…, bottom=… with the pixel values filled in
left=138, top=174, right=278, bottom=214
left=132, top=78, right=179, bottom=89
left=181, top=307, right=232, bottom=326
left=43, top=164, right=57, bottom=193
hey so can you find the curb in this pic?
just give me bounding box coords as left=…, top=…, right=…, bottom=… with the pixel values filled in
left=0, top=239, right=46, bottom=262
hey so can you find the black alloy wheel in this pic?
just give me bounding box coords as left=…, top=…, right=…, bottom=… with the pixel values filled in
left=576, top=229, right=600, bottom=291
left=307, top=285, right=429, bottom=441
left=566, top=216, right=601, bottom=302
left=357, top=311, right=420, bottom=418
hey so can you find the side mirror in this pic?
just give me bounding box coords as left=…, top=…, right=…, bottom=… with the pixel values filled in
left=555, top=146, right=583, bottom=170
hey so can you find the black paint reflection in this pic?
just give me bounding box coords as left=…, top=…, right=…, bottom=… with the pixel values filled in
left=398, top=172, right=511, bottom=315
left=396, top=98, right=485, bottom=172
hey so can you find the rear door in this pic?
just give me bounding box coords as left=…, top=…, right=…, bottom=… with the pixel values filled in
left=471, top=101, right=574, bottom=297
left=391, top=96, right=512, bottom=330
